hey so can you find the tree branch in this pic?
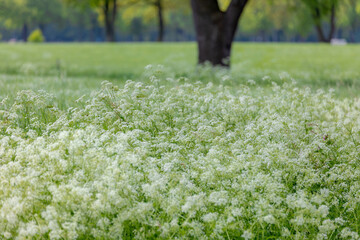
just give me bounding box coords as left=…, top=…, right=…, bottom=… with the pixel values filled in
left=224, top=0, right=249, bottom=44
left=112, top=0, right=117, bottom=22
left=327, top=2, right=336, bottom=41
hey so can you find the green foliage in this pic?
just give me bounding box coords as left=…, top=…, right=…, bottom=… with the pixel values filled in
left=0, top=0, right=64, bottom=29
left=63, top=0, right=117, bottom=23
left=27, top=29, right=45, bottom=43
left=1, top=0, right=360, bottom=41
left=121, top=0, right=188, bottom=23
left=241, top=0, right=292, bottom=35
left=300, top=0, right=339, bottom=19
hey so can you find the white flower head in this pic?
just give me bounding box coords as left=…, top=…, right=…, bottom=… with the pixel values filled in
left=241, top=230, right=253, bottom=240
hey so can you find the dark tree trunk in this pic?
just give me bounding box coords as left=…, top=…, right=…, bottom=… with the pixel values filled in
left=22, top=23, right=28, bottom=42
left=312, top=4, right=336, bottom=43
left=104, top=0, right=117, bottom=42
left=191, top=0, right=249, bottom=67
left=156, top=0, right=164, bottom=42
left=327, top=4, right=336, bottom=41
left=315, top=24, right=328, bottom=42
left=349, top=0, right=358, bottom=42
left=313, top=7, right=328, bottom=42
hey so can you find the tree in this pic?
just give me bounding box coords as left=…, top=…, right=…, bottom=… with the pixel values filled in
left=337, top=0, right=360, bottom=42
left=0, top=0, right=31, bottom=41
left=299, top=0, right=338, bottom=43
left=28, top=0, right=64, bottom=33
left=239, top=0, right=298, bottom=41
left=0, top=0, right=63, bottom=42
left=146, top=0, right=166, bottom=41
left=64, top=0, right=119, bottom=42
left=154, top=0, right=164, bottom=41
left=190, top=0, right=249, bottom=67
left=121, top=0, right=186, bottom=41
left=59, top=5, right=101, bottom=41
left=102, top=0, right=118, bottom=41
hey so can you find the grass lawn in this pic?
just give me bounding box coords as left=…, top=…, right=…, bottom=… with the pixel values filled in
left=0, top=42, right=359, bottom=99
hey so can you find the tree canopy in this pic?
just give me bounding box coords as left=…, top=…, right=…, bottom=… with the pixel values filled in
left=0, top=0, right=359, bottom=42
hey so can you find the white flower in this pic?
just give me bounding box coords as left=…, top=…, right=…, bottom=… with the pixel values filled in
left=318, top=205, right=329, bottom=218
left=335, top=217, right=346, bottom=225
left=318, top=219, right=336, bottom=233
left=202, top=213, right=218, bottom=223
left=241, top=230, right=253, bottom=240
left=340, top=227, right=359, bottom=239
left=263, top=214, right=276, bottom=224
left=208, top=191, right=228, bottom=206
left=182, top=193, right=205, bottom=213
left=3, top=232, right=12, bottom=239
left=231, top=208, right=242, bottom=217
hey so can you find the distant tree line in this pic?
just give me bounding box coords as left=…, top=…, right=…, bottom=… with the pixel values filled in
left=0, top=0, right=359, bottom=43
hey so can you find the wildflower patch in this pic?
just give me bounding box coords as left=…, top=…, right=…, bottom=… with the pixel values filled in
left=0, top=78, right=359, bottom=239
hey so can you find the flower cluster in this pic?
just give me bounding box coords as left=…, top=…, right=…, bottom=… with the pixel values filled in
left=0, top=75, right=360, bottom=239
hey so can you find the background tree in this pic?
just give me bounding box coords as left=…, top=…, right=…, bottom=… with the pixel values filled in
left=1, top=0, right=359, bottom=42
left=337, top=0, right=360, bottom=42
left=29, top=0, right=64, bottom=33
left=238, top=0, right=301, bottom=41
left=64, top=0, right=119, bottom=42
left=297, top=0, right=339, bottom=43
left=0, top=0, right=63, bottom=42
left=121, top=0, right=187, bottom=41
left=190, top=0, right=249, bottom=67
left=0, top=0, right=28, bottom=41
left=60, top=6, right=102, bottom=41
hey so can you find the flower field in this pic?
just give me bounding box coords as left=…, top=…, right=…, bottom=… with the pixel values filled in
left=1, top=69, right=360, bottom=239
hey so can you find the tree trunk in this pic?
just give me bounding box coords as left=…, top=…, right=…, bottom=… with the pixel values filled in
left=104, top=0, right=117, bottom=42
left=312, top=4, right=336, bottom=43
left=349, top=0, right=358, bottom=42
left=22, top=23, right=28, bottom=42
left=191, top=0, right=248, bottom=67
left=327, top=3, right=336, bottom=41
left=312, top=6, right=328, bottom=43
left=315, top=24, right=328, bottom=42
left=156, top=0, right=164, bottom=42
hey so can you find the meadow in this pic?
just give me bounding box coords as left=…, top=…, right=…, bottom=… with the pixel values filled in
left=0, top=43, right=360, bottom=239
left=1, top=43, right=360, bottom=100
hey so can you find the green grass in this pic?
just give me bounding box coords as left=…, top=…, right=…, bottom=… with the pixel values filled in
left=0, top=42, right=359, bottom=99
left=0, top=43, right=196, bottom=78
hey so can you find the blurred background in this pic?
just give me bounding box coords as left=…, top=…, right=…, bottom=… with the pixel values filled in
left=0, top=0, right=359, bottom=43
